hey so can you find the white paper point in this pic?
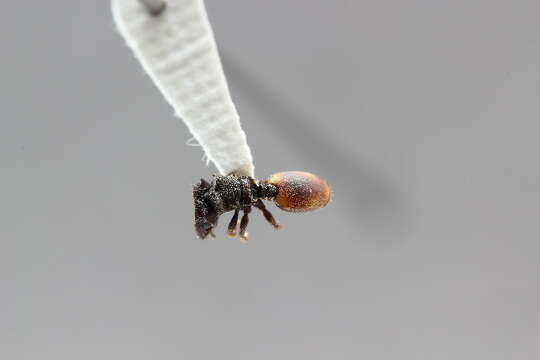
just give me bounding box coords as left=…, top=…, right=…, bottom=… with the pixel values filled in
left=112, top=0, right=255, bottom=177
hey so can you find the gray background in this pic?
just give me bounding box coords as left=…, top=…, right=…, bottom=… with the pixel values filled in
left=2, top=1, right=539, bottom=359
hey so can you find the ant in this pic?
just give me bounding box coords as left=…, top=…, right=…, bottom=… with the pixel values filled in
left=193, top=171, right=332, bottom=241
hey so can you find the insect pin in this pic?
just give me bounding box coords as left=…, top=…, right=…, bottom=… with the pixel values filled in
left=193, top=171, right=332, bottom=241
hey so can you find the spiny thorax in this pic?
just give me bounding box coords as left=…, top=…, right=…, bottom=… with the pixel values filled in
left=213, top=175, right=278, bottom=213
left=196, top=175, right=278, bottom=218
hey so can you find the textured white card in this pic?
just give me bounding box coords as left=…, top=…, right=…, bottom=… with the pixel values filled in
left=112, top=0, right=254, bottom=177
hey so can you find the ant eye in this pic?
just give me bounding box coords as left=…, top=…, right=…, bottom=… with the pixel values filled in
left=264, top=171, right=332, bottom=212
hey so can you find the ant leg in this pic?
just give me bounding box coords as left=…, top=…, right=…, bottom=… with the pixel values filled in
left=227, top=208, right=240, bottom=238
left=238, top=206, right=252, bottom=242
left=253, top=199, right=281, bottom=230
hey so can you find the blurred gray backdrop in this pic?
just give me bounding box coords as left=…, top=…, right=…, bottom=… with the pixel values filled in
left=1, top=1, right=539, bottom=359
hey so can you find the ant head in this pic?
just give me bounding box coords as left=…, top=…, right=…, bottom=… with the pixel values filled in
left=263, top=171, right=332, bottom=212
left=193, top=178, right=219, bottom=239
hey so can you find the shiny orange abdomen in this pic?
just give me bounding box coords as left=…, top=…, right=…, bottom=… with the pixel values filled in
left=264, top=171, right=332, bottom=212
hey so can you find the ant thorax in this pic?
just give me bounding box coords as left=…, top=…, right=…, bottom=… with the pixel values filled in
left=193, top=175, right=278, bottom=240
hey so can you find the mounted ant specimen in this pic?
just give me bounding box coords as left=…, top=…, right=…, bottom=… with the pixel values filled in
left=193, top=171, right=332, bottom=241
